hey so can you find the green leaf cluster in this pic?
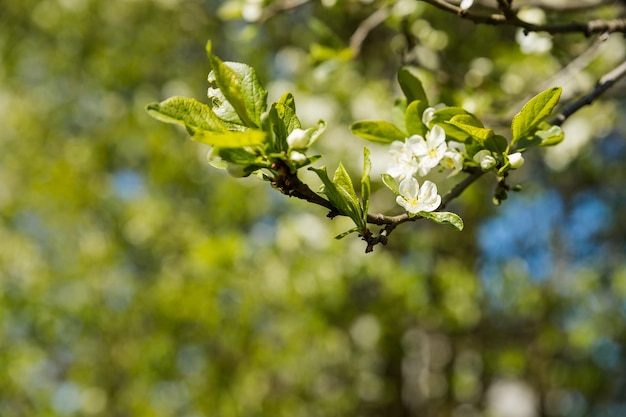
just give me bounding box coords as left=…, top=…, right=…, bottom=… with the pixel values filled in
left=309, top=148, right=372, bottom=239
left=146, top=41, right=325, bottom=177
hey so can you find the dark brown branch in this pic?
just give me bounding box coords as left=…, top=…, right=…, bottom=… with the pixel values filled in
left=270, top=160, right=339, bottom=215
left=552, top=59, right=626, bottom=126
left=421, top=0, right=626, bottom=35
left=516, top=0, right=616, bottom=12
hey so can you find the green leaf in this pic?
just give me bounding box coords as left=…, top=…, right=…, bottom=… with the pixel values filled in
left=333, top=163, right=360, bottom=210
left=397, top=67, right=428, bottom=105
left=405, top=100, right=428, bottom=137
left=511, top=87, right=562, bottom=144
left=381, top=173, right=400, bottom=196
left=215, top=147, right=264, bottom=165
left=309, top=165, right=365, bottom=230
left=206, top=41, right=268, bottom=128
left=350, top=120, right=407, bottom=144
left=361, top=147, right=371, bottom=225
left=279, top=92, right=297, bottom=113
left=194, top=129, right=267, bottom=147
left=306, top=120, right=327, bottom=148
left=537, top=125, right=564, bottom=147
left=446, top=120, right=494, bottom=142
left=484, top=135, right=509, bottom=153
left=431, top=108, right=480, bottom=142
left=419, top=211, right=464, bottom=231
left=335, top=227, right=360, bottom=240
left=207, top=76, right=243, bottom=126
left=431, top=107, right=472, bottom=124
left=146, top=96, right=227, bottom=133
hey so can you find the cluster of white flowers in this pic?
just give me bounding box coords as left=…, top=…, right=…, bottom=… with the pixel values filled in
left=386, top=107, right=465, bottom=215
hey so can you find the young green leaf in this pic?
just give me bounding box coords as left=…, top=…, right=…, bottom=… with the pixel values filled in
left=483, top=135, right=508, bottom=153
left=511, top=87, right=562, bottom=144
left=361, top=147, right=371, bottom=225
left=194, top=129, right=267, bottom=147
left=333, top=163, right=360, bottom=211
left=206, top=41, right=268, bottom=128
left=146, top=96, right=227, bottom=133
left=335, top=227, right=361, bottom=240
left=279, top=92, right=297, bottom=113
left=405, top=100, right=428, bottom=137
left=397, top=67, right=428, bottom=105
left=381, top=173, right=401, bottom=196
left=537, top=125, right=564, bottom=147
left=309, top=165, right=365, bottom=231
left=419, top=211, right=464, bottom=231
left=446, top=120, right=494, bottom=142
left=350, top=120, right=407, bottom=143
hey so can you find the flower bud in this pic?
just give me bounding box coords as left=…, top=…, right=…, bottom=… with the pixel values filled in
left=286, top=128, right=309, bottom=149
left=508, top=152, right=525, bottom=169
left=473, top=150, right=496, bottom=171
left=289, top=151, right=307, bottom=163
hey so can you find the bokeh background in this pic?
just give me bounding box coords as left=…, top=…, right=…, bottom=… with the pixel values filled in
left=1, top=0, right=626, bottom=416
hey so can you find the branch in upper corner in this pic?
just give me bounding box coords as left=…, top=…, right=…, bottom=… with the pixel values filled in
left=349, top=7, right=391, bottom=57
left=552, top=59, right=626, bottom=126
left=421, top=0, right=626, bottom=35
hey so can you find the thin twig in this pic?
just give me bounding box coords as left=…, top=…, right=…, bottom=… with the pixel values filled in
left=507, top=31, right=611, bottom=120
left=349, top=7, right=391, bottom=57
left=421, top=0, right=626, bottom=35
left=514, top=0, right=616, bottom=12
left=552, top=59, right=626, bottom=126
left=259, top=0, right=312, bottom=23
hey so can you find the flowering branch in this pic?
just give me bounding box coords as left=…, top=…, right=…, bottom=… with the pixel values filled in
left=420, top=0, right=626, bottom=35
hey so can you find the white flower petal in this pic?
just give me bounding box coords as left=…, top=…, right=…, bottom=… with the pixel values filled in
left=459, top=0, right=474, bottom=11
left=422, top=107, right=436, bottom=126
left=427, top=125, right=446, bottom=148
left=417, top=180, right=441, bottom=212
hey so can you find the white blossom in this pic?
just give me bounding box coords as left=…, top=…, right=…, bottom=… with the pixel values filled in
left=412, top=125, right=447, bottom=176
left=508, top=152, right=525, bottom=169
left=396, top=177, right=441, bottom=214
left=440, top=141, right=465, bottom=177
left=386, top=137, right=421, bottom=180
left=473, top=149, right=497, bottom=171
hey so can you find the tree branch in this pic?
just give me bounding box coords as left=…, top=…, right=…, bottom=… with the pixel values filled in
left=349, top=7, right=391, bottom=57
left=421, top=0, right=626, bottom=35
left=552, top=59, right=626, bottom=126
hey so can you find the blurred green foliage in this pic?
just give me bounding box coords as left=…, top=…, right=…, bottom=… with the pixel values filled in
left=1, top=0, right=626, bottom=416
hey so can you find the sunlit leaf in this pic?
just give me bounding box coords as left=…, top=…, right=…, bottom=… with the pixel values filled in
left=350, top=120, right=407, bottom=143
left=361, top=147, right=371, bottom=224
left=194, top=129, right=267, bottom=147
left=419, top=211, right=464, bottom=231
left=146, top=96, right=227, bottom=133
left=206, top=41, right=268, bottom=128
left=537, top=125, right=564, bottom=147
left=398, top=67, right=428, bottom=105
left=511, top=87, right=562, bottom=144
left=405, top=100, right=428, bottom=137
